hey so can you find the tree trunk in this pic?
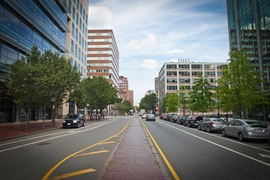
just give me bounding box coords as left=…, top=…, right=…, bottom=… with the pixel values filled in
left=51, top=103, right=55, bottom=127
left=25, top=107, right=30, bottom=131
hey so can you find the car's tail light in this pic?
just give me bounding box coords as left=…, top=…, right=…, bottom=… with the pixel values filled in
left=246, top=127, right=251, bottom=132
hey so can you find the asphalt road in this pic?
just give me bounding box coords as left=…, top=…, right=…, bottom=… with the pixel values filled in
left=1, top=115, right=270, bottom=180
left=0, top=116, right=131, bottom=180
left=142, top=117, right=270, bottom=180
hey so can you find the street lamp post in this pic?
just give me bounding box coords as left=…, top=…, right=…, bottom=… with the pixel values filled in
left=51, top=98, right=55, bottom=127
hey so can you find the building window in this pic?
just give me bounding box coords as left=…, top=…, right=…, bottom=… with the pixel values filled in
left=191, top=64, right=202, bottom=69
left=167, top=86, right=177, bottom=90
left=166, top=64, right=177, bottom=69
left=167, top=71, right=177, bottom=76
left=205, top=71, right=215, bottom=76
left=192, top=71, right=202, bottom=76
left=72, top=23, right=75, bottom=37
left=179, top=64, right=189, bottom=69
left=71, top=40, right=74, bottom=53
left=179, top=71, right=190, bottom=76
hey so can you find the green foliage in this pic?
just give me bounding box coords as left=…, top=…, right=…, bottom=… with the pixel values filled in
left=114, top=100, right=133, bottom=114
left=217, top=50, right=267, bottom=118
left=5, top=46, right=81, bottom=130
left=188, top=73, right=215, bottom=114
left=139, top=93, right=158, bottom=113
left=69, top=76, right=119, bottom=113
left=166, top=93, right=180, bottom=112
left=160, top=93, right=169, bottom=113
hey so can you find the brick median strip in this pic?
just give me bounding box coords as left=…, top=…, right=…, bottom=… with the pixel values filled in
left=101, top=118, right=165, bottom=180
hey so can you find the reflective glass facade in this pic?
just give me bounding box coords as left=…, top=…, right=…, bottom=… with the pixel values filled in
left=0, top=0, right=89, bottom=122
left=227, top=0, right=270, bottom=90
left=226, top=0, right=270, bottom=120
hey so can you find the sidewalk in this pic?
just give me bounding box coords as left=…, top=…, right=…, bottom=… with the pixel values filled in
left=100, top=117, right=167, bottom=180
left=0, top=117, right=169, bottom=180
left=0, top=118, right=98, bottom=141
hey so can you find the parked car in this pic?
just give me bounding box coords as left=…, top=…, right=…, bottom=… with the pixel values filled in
left=146, top=113, right=155, bottom=121
left=221, top=119, right=269, bottom=142
left=164, top=113, right=171, bottom=121
left=171, top=114, right=180, bottom=123
left=177, top=115, right=187, bottom=125
left=63, top=114, right=85, bottom=128
left=198, top=117, right=226, bottom=132
left=184, top=115, right=203, bottom=127
left=141, top=113, right=147, bottom=119
left=168, top=113, right=175, bottom=122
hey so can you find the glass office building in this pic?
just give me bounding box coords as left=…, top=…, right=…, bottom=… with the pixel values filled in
left=226, top=0, right=270, bottom=120
left=0, top=0, right=88, bottom=122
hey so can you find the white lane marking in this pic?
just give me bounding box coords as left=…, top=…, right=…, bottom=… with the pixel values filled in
left=0, top=120, right=117, bottom=153
left=157, top=120, right=270, bottom=167
left=0, top=121, right=114, bottom=147
left=259, top=153, right=270, bottom=159
left=158, top=120, right=270, bottom=153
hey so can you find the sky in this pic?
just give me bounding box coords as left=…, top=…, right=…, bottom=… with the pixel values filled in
left=88, top=0, right=230, bottom=106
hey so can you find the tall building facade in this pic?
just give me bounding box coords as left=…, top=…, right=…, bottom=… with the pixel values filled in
left=119, top=76, right=134, bottom=106
left=157, top=61, right=227, bottom=113
left=226, top=0, right=270, bottom=89
left=226, top=0, right=270, bottom=119
left=63, top=0, right=89, bottom=116
left=0, top=0, right=88, bottom=122
left=87, top=29, right=119, bottom=89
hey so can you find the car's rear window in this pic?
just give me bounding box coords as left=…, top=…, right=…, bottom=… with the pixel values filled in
left=213, top=119, right=225, bottom=122
left=245, top=120, right=264, bottom=125
left=68, top=115, right=78, bottom=119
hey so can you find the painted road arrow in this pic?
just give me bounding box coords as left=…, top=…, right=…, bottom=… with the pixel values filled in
left=258, top=153, right=270, bottom=159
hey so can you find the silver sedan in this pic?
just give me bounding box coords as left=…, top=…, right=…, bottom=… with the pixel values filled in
left=198, top=117, right=226, bottom=132
left=221, top=119, right=269, bottom=142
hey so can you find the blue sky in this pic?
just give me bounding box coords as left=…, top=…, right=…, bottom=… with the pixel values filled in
left=88, top=0, right=229, bottom=105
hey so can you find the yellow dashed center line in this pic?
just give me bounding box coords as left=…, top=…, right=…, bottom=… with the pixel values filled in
left=73, top=150, right=110, bottom=157
left=98, top=141, right=115, bottom=145
left=50, top=168, right=96, bottom=179
left=42, top=118, right=132, bottom=180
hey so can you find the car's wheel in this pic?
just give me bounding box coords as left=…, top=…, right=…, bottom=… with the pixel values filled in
left=222, top=129, right=226, bottom=137
left=77, top=123, right=80, bottom=128
left=206, top=126, right=210, bottom=133
left=82, top=121, right=85, bottom=127
left=198, top=125, right=201, bottom=130
left=238, top=133, right=244, bottom=141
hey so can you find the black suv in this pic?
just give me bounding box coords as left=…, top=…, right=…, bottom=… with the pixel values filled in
left=184, top=115, right=203, bottom=128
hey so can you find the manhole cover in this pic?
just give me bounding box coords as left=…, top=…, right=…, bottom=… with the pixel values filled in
left=37, top=142, right=51, bottom=145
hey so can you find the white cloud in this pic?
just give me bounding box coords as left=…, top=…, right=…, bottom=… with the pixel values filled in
left=140, top=59, right=157, bottom=70
left=164, top=49, right=186, bottom=55
left=88, top=0, right=230, bottom=104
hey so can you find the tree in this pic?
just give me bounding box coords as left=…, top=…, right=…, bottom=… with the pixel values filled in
left=217, top=50, right=267, bottom=118
left=69, top=76, right=119, bottom=117
left=114, top=100, right=133, bottom=115
left=5, top=47, right=41, bottom=131
left=139, top=93, right=158, bottom=113
left=188, top=73, right=214, bottom=115
left=39, top=50, right=81, bottom=126
left=178, top=85, right=189, bottom=116
left=5, top=46, right=81, bottom=130
left=160, top=93, right=169, bottom=113
left=166, top=93, right=180, bottom=113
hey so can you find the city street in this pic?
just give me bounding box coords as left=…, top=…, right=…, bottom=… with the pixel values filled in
left=143, top=117, right=270, bottom=180
left=0, top=115, right=270, bottom=180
